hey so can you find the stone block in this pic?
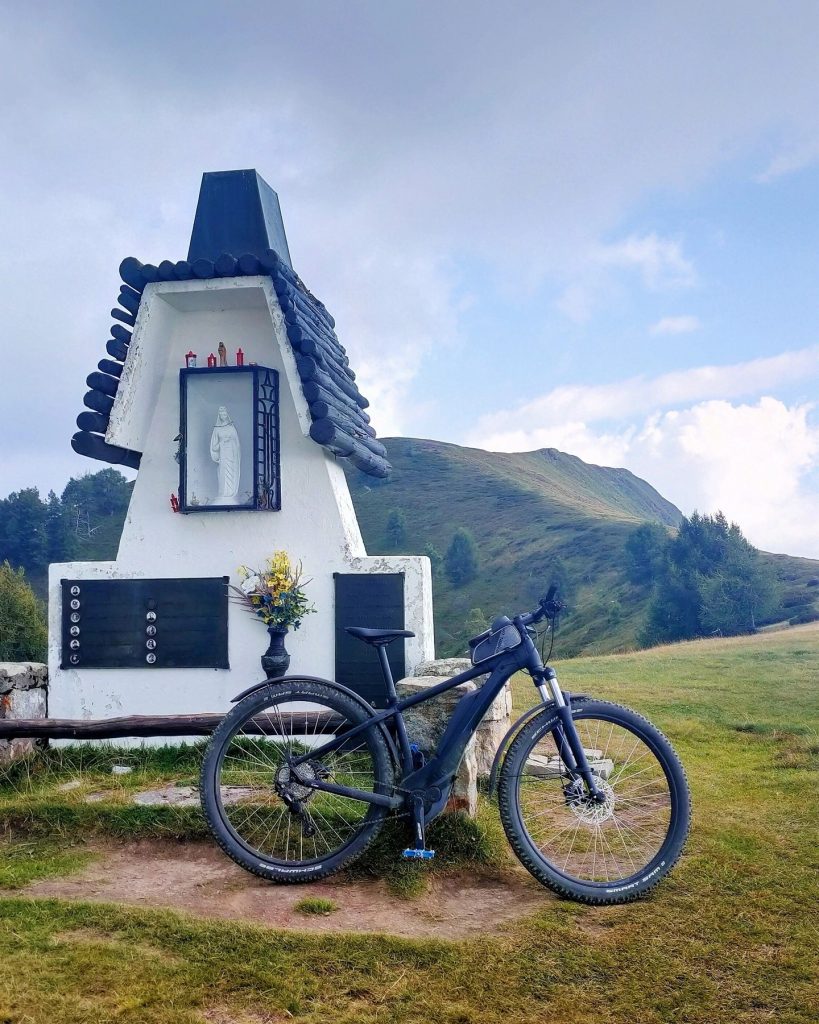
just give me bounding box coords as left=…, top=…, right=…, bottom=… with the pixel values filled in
left=0, top=661, right=48, bottom=765
left=410, top=657, right=513, bottom=780
left=473, top=717, right=509, bottom=779
left=415, top=657, right=479, bottom=679
left=526, top=751, right=614, bottom=780
left=6, top=685, right=47, bottom=720
left=0, top=662, right=48, bottom=695
left=396, top=675, right=475, bottom=751
left=396, top=674, right=478, bottom=817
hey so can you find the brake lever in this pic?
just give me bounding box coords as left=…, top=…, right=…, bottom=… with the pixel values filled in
left=541, top=598, right=564, bottom=620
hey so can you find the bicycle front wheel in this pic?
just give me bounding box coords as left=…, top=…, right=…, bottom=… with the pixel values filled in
left=498, top=699, right=690, bottom=904
left=200, top=678, right=394, bottom=883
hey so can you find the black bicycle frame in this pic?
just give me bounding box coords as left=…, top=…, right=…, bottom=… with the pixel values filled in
left=292, top=619, right=604, bottom=817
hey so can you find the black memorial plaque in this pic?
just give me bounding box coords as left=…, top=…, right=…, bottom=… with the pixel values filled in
left=334, top=573, right=405, bottom=707
left=61, top=577, right=229, bottom=670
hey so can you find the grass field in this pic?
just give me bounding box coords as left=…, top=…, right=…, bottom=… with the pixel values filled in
left=1, top=624, right=817, bottom=1023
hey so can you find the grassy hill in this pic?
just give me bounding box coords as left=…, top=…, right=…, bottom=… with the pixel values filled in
left=345, top=437, right=819, bottom=657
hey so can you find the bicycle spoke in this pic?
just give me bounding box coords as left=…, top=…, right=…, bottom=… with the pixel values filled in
left=513, top=712, right=673, bottom=884
left=210, top=691, right=384, bottom=868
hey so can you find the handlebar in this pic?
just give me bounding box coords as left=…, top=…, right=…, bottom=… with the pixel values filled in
left=467, top=585, right=563, bottom=651
left=518, top=585, right=562, bottom=627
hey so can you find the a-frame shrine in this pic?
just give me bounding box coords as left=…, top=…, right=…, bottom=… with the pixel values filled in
left=48, top=169, right=433, bottom=721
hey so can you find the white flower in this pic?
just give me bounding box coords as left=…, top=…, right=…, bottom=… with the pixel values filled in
left=240, top=574, right=261, bottom=595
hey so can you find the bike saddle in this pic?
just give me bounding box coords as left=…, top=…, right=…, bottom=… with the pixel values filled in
left=345, top=627, right=415, bottom=646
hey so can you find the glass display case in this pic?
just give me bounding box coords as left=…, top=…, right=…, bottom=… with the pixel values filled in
left=179, top=366, right=280, bottom=512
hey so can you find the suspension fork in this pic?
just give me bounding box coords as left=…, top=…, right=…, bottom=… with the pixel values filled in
left=536, top=668, right=606, bottom=802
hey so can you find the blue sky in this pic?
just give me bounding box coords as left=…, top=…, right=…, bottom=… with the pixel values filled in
left=1, top=1, right=818, bottom=556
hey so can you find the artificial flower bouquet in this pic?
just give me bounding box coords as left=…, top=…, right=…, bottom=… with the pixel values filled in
left=231, top=551, right=315, bottom=629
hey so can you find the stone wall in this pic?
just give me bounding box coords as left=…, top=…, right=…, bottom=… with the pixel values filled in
left=0, top=663, right=48, bottom=764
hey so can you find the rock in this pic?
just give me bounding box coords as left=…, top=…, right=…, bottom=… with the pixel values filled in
left=396, top=675, right=476, bottom=752
left=133, top=785, right=199, bottom=807
left=408, top=657, right=513, bottom=782
left=414, top=658, right=479, bottom=679
left=526, top=752, right=614, bottom=780
left=396, top=674, right=478, bottom=817
left=0, top=662, right=48, bottom=695
left=0, top=662, right=48, bottom=765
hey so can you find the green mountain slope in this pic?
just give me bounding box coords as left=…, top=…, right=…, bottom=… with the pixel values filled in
left=344, top=438, right=819, bottom=657
left=5, top=443, right=817, bottom=660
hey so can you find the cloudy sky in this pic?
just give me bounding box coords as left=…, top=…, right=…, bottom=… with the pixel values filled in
left=2, top=2, right=818, bottom=556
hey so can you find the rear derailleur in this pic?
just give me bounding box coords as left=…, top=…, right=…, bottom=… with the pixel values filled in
left=275, top=760, right=331, bottom=838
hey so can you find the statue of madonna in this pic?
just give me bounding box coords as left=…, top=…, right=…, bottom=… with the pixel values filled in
left=210, top=406, right=242, bottom=504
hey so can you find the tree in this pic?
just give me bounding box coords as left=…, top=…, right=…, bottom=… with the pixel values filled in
left=0, top=487, right=48, bottom=574
left=445, top=528, right=478, bottom=587
left=638, top=511, right=778, bottom=645
left=699, top=546, right=777, bottom=634
left=638, top=570, right=702, bottom=647
left=385, top=509, right=407, bottom=549
left=61, top=469, right=131, bottom=537
left=624, top=523, right=669, bottom=586
left=45, top=489, right=76, bottom=564
left=0, top=562, right=47, bottom=661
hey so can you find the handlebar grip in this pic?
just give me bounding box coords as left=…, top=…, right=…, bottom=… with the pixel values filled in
left=542, top=584, right=558, bottom=604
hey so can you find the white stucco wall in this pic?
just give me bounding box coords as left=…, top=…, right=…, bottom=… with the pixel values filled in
left=48, top=276, right=434, bottom=721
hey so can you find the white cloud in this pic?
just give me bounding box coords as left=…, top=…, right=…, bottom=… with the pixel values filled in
left=650, top=315, right=702, bottom=336
left=757, top=136, right=819, bottom=182
left=629, top=399, right=819, bottom=556
left=467, top=354, right=819, bottom=557
left=594, top=234, right=696, bottom=290
left=555, top=234, right=696, bottom=322
left=314, top=249, right=461, bottom=437
left=471, top=346, right=819, bottom=440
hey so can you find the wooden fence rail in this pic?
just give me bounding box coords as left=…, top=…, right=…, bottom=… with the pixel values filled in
left=0, top=712, right=341, bottom=741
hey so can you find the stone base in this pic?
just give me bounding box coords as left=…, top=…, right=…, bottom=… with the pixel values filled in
left=395, top=658, right=514, bottom=819
left=0, top=663, right=48, bottom=764
left=412, top=658, right=512, bottom=777
left=395, top=675, right=479, bottom=817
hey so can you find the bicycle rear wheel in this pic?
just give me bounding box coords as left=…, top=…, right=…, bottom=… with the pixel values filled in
left=200, top=678, right=394, bottom=883
left=498, top=699, right=690, bottom=904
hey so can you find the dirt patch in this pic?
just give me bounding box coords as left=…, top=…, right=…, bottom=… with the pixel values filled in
left=200, top=1009, right=291, bottom=1024
left=11, top=839, right=547, bottom=940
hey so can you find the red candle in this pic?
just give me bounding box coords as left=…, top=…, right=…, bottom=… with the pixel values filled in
left=236, top=348, right=244, bottom=366
left=185, top=350, right=197, bottom=368
left=207, top=353, right=217, bottom=368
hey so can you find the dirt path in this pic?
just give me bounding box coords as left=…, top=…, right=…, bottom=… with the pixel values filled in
left=12, top=839, right=548, bottom=940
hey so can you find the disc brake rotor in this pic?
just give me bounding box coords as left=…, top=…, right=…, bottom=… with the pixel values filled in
left=566, top=777, right=616, bottom=825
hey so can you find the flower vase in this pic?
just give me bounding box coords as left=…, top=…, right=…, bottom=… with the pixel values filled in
left=261, top=625, right=290, bottom=680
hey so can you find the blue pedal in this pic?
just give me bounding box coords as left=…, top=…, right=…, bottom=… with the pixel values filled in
left=401, top=848, right=435, bottom=860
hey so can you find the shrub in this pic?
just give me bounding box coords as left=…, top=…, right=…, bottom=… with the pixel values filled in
left=789, top=609, right=819, bottom=626
left=0, top=562, right=47, bottom=661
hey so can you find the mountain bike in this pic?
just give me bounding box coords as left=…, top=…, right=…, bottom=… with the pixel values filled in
left=200, top=587, right=691, bottom=904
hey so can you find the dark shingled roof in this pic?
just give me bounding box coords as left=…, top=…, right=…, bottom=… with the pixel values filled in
left=71, top=249, right=391, bottom=478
